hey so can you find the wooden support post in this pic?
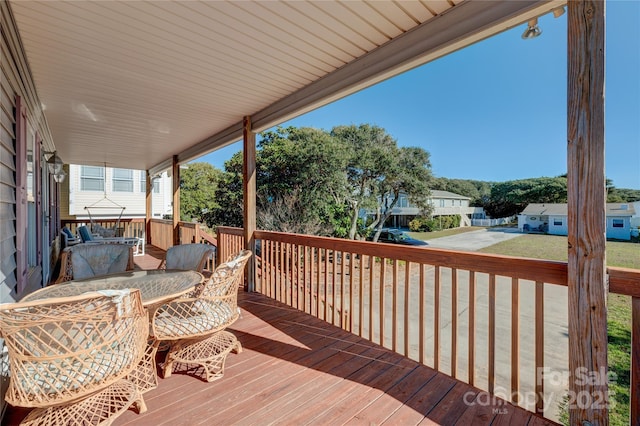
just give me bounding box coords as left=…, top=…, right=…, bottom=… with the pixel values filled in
left=172, top=155, right=180, bottom=247
left=243, top=116, right=256, bottom=292
left=567, top=1, right=608, bottom=424
left=145, top=171, right=152, bottom=245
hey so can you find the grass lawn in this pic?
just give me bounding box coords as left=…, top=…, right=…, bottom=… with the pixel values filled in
left=479, top=233, right=638, bottom=425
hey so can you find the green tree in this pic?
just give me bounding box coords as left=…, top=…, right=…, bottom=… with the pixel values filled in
left=203, top=153, right=244, bottom=228
left=331, top=124, right=397, bottom=239
left=485, top=176, right=568, bottom=217
left=257, top=126, right=350, bottom=235
left=369, top=146, right=433, bottom=241
left=180, top=162, right=222, bottom=223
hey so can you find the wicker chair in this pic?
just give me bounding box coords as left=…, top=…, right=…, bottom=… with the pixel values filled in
left=55, top=243, right=134, bottom=284
left=0, top=289, right=149, bottom=425
left=151, top=250, right=251, bottom=382
left=158, top=243, right=216, bottom=274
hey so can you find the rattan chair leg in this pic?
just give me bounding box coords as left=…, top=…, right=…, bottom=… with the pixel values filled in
left=125, top=338, right=160, bottom=394
left=163, top=330, right=240, bottom=382
left=19, top=379, right=144, bottom=426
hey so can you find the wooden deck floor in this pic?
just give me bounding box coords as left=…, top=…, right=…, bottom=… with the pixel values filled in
left=5, top=247, right=556, bottom=425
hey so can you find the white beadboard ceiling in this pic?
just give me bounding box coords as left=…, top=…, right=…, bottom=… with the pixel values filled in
left=9, top=0, right=562, bottom=173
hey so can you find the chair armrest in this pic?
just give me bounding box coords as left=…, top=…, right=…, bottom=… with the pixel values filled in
left=54, top=250, right=73, bottom=284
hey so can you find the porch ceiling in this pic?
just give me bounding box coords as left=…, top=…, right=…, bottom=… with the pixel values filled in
left=9, top=0, right=562, bottom=173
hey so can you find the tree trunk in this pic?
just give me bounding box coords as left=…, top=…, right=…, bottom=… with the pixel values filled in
left=348, top=200, right=359, bottom=240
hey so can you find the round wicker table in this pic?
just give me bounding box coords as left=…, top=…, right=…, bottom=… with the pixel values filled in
left=21, top=269, right=204, bottom=308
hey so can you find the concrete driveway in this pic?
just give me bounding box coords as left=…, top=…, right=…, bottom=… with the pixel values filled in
left=424, top=227, right=524, bottom=251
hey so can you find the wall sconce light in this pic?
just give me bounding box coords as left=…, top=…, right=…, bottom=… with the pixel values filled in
left=53, top=169, right=67, bottom=183
left=45, top=151, right=64, bottom=174
left=521, top=18, right=542, bottom=39
left=44, top=151, right=66, bottom=183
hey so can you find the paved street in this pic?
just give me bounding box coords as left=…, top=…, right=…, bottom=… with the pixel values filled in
left=424, top=227, right=524, bottom=251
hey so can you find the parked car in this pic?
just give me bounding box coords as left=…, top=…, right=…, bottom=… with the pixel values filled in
left=367, top=229, right=429, bottom=246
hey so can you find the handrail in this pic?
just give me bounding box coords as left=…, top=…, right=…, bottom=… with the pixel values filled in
left=217, top=226, right=640, bottom=422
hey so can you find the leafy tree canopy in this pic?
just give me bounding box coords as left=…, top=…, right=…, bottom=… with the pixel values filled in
left=180, top=162, right=222, bottom=223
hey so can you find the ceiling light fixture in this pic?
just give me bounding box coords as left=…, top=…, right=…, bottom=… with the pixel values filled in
left=521, top=18, right=542, bottom=39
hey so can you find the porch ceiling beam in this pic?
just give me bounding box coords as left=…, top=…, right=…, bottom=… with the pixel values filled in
left=149, top=0, right=562, bottom=172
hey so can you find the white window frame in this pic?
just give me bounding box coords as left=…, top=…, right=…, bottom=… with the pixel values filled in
left=80, top=165, right=105, bottom=192
left=112, top=168, right=134, bottom=192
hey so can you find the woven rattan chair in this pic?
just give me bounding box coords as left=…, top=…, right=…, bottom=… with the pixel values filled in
left=0, top=289, right=149, bottom=425
left=158, top=243, right=216, bottom=274
left=55, top=243, right=134, bottom=284
left=151, top=250, right=251, bottom=382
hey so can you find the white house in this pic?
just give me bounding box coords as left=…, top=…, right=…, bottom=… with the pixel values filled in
left=519, top=203, right=637, bottom=240
left=64, top=165, right=173, bottom=221
left=381, top=190, right=485, bottom=228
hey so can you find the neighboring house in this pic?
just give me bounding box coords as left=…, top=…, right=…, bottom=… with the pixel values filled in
left=518, top=203, right=637, bottom=240
left=378, top=190, right=485, bottom=228
left=62, top=165, right=172, bottom=221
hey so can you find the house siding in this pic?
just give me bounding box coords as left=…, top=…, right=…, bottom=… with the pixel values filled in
left=548, top=215, right=568, bottom=236
left=607, top=216, right=631, bottom=241
left=64, top=166, right=172, bottom=220
left=1, top=2, right=56, bottom=419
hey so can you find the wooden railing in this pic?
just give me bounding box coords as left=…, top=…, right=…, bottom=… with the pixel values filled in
left=149, top=219, right=173, bottom=251
left=62, top=218, right=145, bottom=239
left=216, top=226, right=244, bottom=266
left=217, top=227, right=640, bottom=422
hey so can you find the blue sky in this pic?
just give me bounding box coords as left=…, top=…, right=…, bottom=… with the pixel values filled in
left=200, top=1, right=640, bottom=190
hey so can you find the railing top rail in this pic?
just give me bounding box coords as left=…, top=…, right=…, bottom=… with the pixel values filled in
left=217, top=228, right=640, bottom=296
left=150, top=219, right=173, bottom=225
left=62, top=218, right=145, bottom=223
left=216, top=226, right=244, bottom=236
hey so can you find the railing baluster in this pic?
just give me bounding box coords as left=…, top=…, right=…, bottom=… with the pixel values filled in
left=535, top=280, right=544, bottom=415
left=380, top=257, right=386, bottom=347
left=452, top=267, right=458, bottom=378
left=359, top=255, right=364, bottom=337
left=404, top=261, right=410, bottom=358
left=489, top=273, right=496, bottom=395
left=392, top=259, right=398, bottom=353
left=331, top=249, right=336, bottom=325
left=316, top=247, right=321, bottom=318
left=350, top=252, right=355, bottom=333
left=324, top=249, right=329, bottom=322
left=511, top=277, right=519, bottom=404
left=468, top=271, right=475, bottom=386
left=303, top=246, right=308, bottom=314
left=419, top=263, right=425, bottom=364
left=340, top=250, right=346, bottom=330
left=369, top=255, right=374, bottom=342
left=434, top=265, right=440, bottom=371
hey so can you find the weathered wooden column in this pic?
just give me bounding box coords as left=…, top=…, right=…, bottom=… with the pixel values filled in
left=243, top=115, right=256, bottom=292
left=145, top=170, right=152, bottom=245
left=172, top=155, right=180, bottom=247
left=567, top=1, right=608, bottom=424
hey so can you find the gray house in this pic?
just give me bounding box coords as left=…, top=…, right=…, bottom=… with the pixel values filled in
left=518, top=203, right=636, bottom=240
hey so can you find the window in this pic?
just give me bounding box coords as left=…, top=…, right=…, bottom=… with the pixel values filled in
left=140, top=172, right=146, bottom=193
left=439, top=199, right=445, bottom=207
left=554, top=219, right=563, bottom=226
left=612, top=219, right=624, bottom=228
left=81, top=166, right=105, bottom=191
left=398, top=195, right=408, bottom=208
left=112, top=168, right=133, bottom=192
left=153, top=179, right=160, bottom=194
